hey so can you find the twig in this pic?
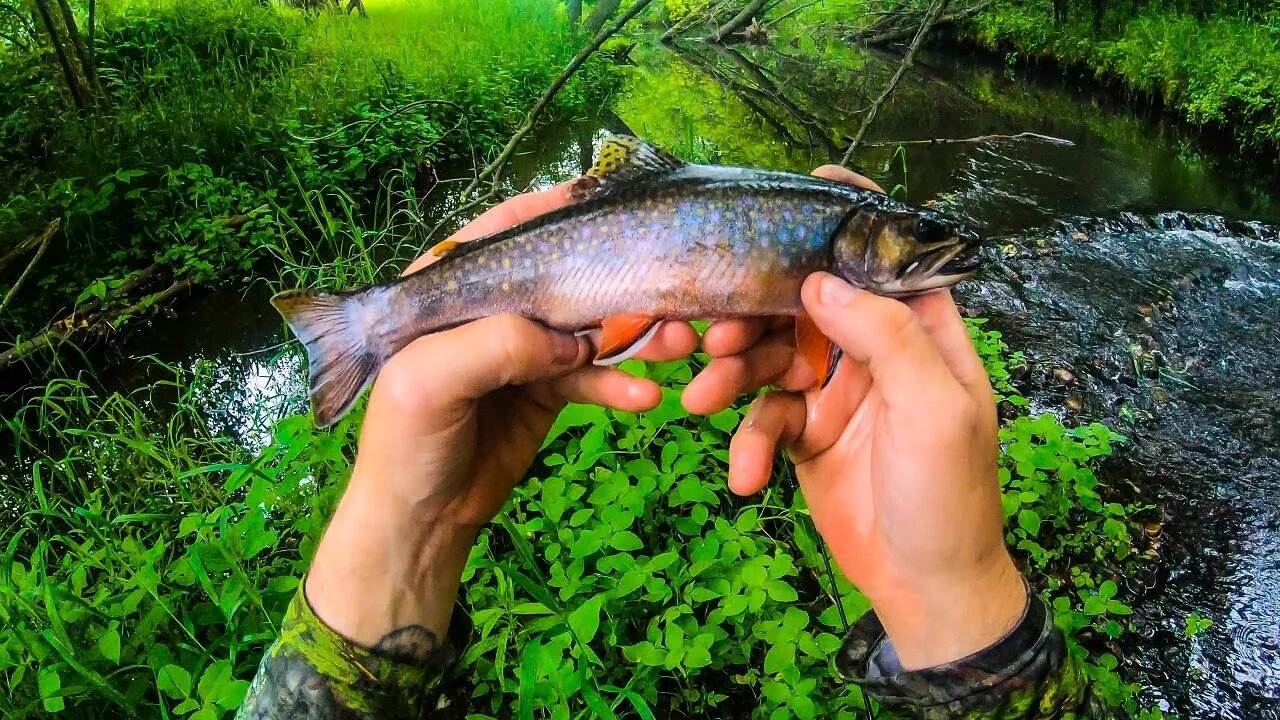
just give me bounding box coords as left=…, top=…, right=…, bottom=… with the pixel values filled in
left=840, top=0, right=949, bottom=167
left=422, top=0, right=654, bottom=241
left=857, top=131, right=1075, bottom=148
left=0, top=224, right=56, bottom=314
left=0, top=274, right=191, bottom=373
left=769, top=0, right=822, bottom=26
left=660, top=0, right=732, bottom=42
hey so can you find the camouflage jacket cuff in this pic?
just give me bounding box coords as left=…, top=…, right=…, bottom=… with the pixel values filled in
left=836, top=586, right=1076, bottom=718
left=236, top=580, right=465, bottom=719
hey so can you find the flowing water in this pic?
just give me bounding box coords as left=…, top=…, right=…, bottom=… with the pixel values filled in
left=27, top=38, right=1280, bottom=719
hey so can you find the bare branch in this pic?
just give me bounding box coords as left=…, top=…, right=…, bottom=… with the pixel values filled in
left=422, top=0, right=654, bottom=241
left=0, top=221, right=59, bottom=313
left=840, top=0, right=948, bottom=167
left=856, top=131, right=1075, bottom=148
left=711, top=0, right=769, bottom=41
left=853, top=0, right=994, bottom=46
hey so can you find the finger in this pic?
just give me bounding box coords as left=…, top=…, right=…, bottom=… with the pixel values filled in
left=377, top=314, right=589, bottom=411
left=905, top=289, right=993, bottom=403
left=545, top=366, right=664, bottom=413
left=701, top=318, right=774, bottom=357
left=683, top=331, right=801, bottom=415
left=801, top=273, right=965, bottom=411
left=403, top=182, right=575, bottom=275
left=811, top=164, right=885, bottom=194
left=728, top=392, right=806, bottom=495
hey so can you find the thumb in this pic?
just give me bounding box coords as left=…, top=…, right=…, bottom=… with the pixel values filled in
left=800, top=273, right=963, bottom=410
left=377, top=314, right=590, bottom=410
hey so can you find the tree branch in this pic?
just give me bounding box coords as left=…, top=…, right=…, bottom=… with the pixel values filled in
left=853, top=0, right=994, bottom=46
left=0, top=221, right=58, bottom=314
left=421, top=0, right=653, bottom=241
left=855, top=131, right=1075, bottom=148
left=840, top=0, right=948, bottom=167
left=711, top=0, right=769, bottom=41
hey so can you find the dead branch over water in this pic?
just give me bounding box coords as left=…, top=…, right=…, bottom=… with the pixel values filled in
left=840, top=0, right=949, bottom=167
left=853, top=0, right=995, bottom=46
left=858, top=131, right=1075, bottom=148
left=422, top=0, right=654, bottom=241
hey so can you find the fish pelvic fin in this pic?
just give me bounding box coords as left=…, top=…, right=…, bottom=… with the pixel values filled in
left=592, top=314, right=662, bottom=365
left=795, top=314, right=841, bottom=388
left=271, top=288, right=383, bottom=429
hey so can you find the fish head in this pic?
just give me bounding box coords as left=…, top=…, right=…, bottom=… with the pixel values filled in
left=831, top=209, right=982, bottom=296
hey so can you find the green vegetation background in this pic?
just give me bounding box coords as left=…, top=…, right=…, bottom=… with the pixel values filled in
left=964, top=0, right=1280, bottom=157
left=6, top=0, right=1271, bottom=717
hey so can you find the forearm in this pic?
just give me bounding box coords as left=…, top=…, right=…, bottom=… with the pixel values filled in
left=237, top=465, right=475, bottom=719
left=838, top=587, right=1116, bottom=720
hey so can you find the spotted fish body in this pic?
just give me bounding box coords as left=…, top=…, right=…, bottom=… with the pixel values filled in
left=273, top=136, right=981, bottom=427
left=391, top=168, right=857, bottom=335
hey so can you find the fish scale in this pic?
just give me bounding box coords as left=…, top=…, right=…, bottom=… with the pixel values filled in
left=272, top=134, right=981, bottom=427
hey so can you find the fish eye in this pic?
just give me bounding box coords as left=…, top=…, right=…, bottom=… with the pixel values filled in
left=914, top=217, right=950, bottom=245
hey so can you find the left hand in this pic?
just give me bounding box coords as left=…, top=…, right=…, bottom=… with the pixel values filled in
left=306, top=183, right=700, bottom=648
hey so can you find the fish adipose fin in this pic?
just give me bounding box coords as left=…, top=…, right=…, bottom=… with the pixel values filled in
left=593, top=313, right=662, bottom=365
left=569, top=134, right=686, bottom=201
left=795, top=315, right=841, bottom=388
left=272, top=289, right=383, bottom=428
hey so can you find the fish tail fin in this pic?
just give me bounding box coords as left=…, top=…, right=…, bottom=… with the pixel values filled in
left=271, top=288, right=383, bottom=428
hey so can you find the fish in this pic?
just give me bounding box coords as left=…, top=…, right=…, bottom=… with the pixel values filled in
left=272, top=134, right=982, bottom=427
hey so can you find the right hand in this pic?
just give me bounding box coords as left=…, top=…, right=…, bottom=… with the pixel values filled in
left=684, top=168, right=1027, bottom=670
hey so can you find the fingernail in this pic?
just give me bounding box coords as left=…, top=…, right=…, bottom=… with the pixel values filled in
left=553, top=332, right=581, bottom=364
left=819, top=273, right=857, bottom=306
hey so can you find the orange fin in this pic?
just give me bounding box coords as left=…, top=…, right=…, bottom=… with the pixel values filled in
left=796, top=315, right=841, bottom=388
left=428, top=239, right=462, bottom=257
left=593, top=314, right=661, bottom=365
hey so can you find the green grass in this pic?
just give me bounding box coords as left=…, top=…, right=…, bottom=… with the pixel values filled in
left=967, top=1, right=1280, bottom=156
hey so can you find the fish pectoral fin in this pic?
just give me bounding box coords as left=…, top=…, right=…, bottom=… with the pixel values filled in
left=795, top=314, right=841, bottom=388
left=570, top=135, right=687, bottom=201
left=593, top=314, right=662, bottom=365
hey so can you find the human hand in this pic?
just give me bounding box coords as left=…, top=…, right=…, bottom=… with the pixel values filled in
left=686, top=167, right=1027, bottom=670
left=306, top=184, right=700, bottom=648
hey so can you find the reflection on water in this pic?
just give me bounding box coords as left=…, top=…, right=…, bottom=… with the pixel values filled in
left=34, top=38, right=1280, bottom=720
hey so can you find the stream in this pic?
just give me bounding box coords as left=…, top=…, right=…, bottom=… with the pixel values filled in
left=59, top=39, right=1280, bottom=719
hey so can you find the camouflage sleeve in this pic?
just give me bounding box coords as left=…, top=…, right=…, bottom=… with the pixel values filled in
left=235, top=582, right=460, bottom=720
left=837, top=586, right=1116, bottom=719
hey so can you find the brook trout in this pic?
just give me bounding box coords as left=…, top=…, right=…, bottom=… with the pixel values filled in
left=273, top=135, right=981, bottom=427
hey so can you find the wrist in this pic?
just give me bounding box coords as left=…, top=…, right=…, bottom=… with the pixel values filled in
left=869, top=552, right=1028, bottom=670
left=306, top=467, right=479, bottom=648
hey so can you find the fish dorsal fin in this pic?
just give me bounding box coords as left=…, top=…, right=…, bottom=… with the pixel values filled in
left=569, top=134, right=685, bottom=201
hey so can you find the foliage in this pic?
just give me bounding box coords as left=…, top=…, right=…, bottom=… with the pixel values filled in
left=0, top=0, right=615, bottom=347
left=968, top=1, right=1280, bottom=156
left=0, top=305, right=1153, bottom=718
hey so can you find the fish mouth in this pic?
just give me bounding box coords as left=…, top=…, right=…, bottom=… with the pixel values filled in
left=875, top=240, right=983, bottom=297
